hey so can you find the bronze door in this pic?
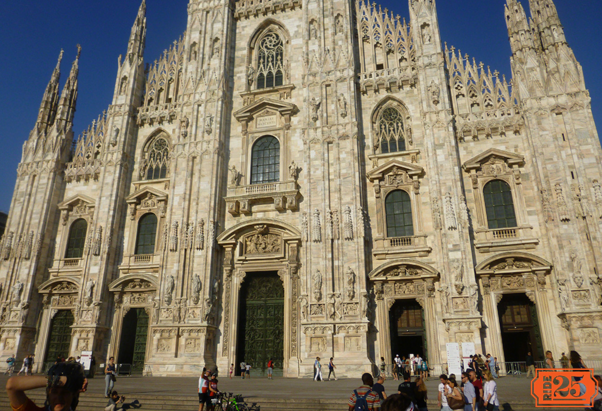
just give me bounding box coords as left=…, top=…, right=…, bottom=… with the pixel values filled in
left=45, top=310, right=75, bottom=366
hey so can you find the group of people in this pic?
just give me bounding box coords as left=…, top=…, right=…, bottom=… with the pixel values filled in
left=386, top=354, right=429, bottom=381
left=526, top=349, right=580, bottom=375
left=467, top=354, right=498, bottom=379
left=348, top=366, right=500, bottom=411
left=314, top=357, right=338, bottom=381
left=198, top=368, right=220, bottom=411
left=4, top=354, right=35, bottom=376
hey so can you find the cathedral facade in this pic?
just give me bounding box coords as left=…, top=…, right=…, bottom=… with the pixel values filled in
left=1, top=0, right=601, bottom=377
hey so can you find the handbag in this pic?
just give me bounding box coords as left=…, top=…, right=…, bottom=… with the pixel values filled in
left=111, top=373, right=117, bottom=382
left=486, top=402, right=495, bottom=411
left=448, top=390, right=466, bottom=410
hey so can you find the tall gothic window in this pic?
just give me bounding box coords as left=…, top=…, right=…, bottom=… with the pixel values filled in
left=142, top=137, right=169, bottom=180
left=65, top=219, right=88, bottom=259
left=483, top=180, right=517, bottom=229
left=250, top=136, right=280, bottom=184
left=256, top=33, right=284, bottom=89
left=377, top=107, right=406, bottom=154
left=135, top=213, right=158, bottom=255
left=385, top=190, right=414, bottom=237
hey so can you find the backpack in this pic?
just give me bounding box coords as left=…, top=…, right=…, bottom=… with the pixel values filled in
left=267, top=360, right=273, bottom=368
left=354, top=389, right=372, bottom=411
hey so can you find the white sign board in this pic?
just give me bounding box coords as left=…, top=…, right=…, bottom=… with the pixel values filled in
left=80, top=351, right=92, bottom=371
left=461, top=342, right=476, bottom=371
left=446, top=343, right=462, bottom=376
left=256, top=115, right=277, bottom=129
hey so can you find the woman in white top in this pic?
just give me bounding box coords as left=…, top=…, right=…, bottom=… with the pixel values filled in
left=483, top=371, right=500, bottom=411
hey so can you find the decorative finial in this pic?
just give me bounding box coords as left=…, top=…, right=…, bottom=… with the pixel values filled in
left=58, top=49, right=64, bottom=64
left=76, top=44, right=82, bottom=60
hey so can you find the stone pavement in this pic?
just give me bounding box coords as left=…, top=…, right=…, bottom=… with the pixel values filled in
left=0, top=374, right=575, bottom=410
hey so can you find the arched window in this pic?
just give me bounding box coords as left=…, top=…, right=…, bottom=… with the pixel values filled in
left=385, top=190, right=414, bottom=237
left=256, top=33, right=284, bottom=89
left=250, top=136, right=280, bottom=184
left=65, top=219, right=88, bottom=259
left=377, top=107, right=406, bottom=154
left=135, top=213, right=158, bottom=255
left=483, top=180, right=517, bottom=229
left=142, top=137, right=169, bottom=180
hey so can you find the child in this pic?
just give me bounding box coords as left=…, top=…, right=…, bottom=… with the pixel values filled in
left=229, top=364, right=233, bottom=379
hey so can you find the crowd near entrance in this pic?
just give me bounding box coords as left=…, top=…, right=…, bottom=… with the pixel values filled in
left=497, top=293, right=544, bottom=362
left=118, top=308, right=149, bottom=373
left=389, top=299, right=427, bottom=361
left=236, top=272, right=284, bottom=377
left=44, top=310, right=75, bottom=367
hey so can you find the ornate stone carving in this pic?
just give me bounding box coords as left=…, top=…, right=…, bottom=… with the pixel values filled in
left=301, top=213, right=309, bottom=242
left=191, top=275, right=202, bottom=305
left=289, top=161, right=300, bottom=181
left=453, top=261, right=464, bottom=295
left=357, top=207, right=366, bottom=238
left=310, top=304, right=325, bottom=315
left=346, top=267, right=356, bottom=300
left=84, top=279, right=95, bottom=306
left=444, top=192, right=457, bottom=230
left=428, top=80, right=440, bottom=105
left=579, top=328, right=600, bottom=344
left=169, top=221, right=179, bottom=252
left=338, top=94, right=347, bottom=118
left=313, top=270, right=323, bottom=302
left=312, top=209, right=321, bottom=243
left=572, top=290, right=590, bottom=304
left=501, top=275, right=524, bottom=289
left=558, top=279, right=570, bottom=311
left=555, top=183, right=570, bottom=222
left=244, top=228, right=281, bottom=255
left=229, top=165, right=241, bottom=187
left=310, top=98, right=321, bottom=122
left=164, top=275, right=175, bottom=305
left=570, top=252, right=585, bottom=288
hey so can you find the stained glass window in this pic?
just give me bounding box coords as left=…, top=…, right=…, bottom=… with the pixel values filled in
left=484, top=180, right=517, bottom=229
left=135, top=213, right=158, bottom=255
left=143, top=137, right=169, bottom=180
left=65, top=219, right=87, bottom=259
left=377, top=107, right=406, bottom=154
left=256, top=33, right=284, bottom=89
left=251, top=136, right=280, bottom=184
left=385, top=190, right=414, bottom=237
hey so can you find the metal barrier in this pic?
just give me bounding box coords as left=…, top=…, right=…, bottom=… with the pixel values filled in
left=116, top=363, right=132, bottom=376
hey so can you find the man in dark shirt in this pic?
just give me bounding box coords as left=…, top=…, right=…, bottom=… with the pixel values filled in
left=468, top=369, right=483, bottom=411
left=526, top=352, right=535, bottom=377
left=397, top=372, right=421, bottom=405
left=372, top=374, right=387, bottom=402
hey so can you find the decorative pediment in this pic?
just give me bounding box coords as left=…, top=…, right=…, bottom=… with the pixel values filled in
left=108, top=274, right=158, bottom=293
left=217, top=219, right=301, bottom=243
left=233, top=98, right=298, bottom=133
left=475, top=252, right=552, bottom=274
left=369, top=259, right=438, bottom=280
left=126, top=187, right=168, bottom=219
left=367, top=159, right=424, bottom=183
left=39, top=277, right=81, bottom=294
left=463, top=148, right=525, bottom=173
left=58, top=195, right=96, bottom=225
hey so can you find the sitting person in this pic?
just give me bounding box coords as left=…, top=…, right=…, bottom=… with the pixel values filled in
left=105, top=391, right=125, bottom=411
left=6, top=361, right=87, bottom=411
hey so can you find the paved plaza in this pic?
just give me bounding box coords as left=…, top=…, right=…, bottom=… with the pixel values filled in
left=0, top=374, right=573, bottom=410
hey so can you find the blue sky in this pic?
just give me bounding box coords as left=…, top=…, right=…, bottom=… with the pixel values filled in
left=0, top=0, right=600, bottom=213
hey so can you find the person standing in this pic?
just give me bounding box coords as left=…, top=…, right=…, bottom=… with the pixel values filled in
left=446, top=377, right=464, bottom=410
left=545, top=351, right=554, bottom=369
left=483, top=372, right=499, bottom=411
left=525, top=352, right=535, bottom=377
left=372, top=374, right=387, bottom=402
left=380, top=357, right=387, bottom=378
left=314, top=357, right=323, bottom=382
left=208, top=374, right=219, bottom=411
left=560, top=353, right=569, bottom=369
left=569, top=351, right=587, bottom=397
left=239, top=360, right=246, bottom=379
left=104, top=357, right=116, bottom=397
left=486, top=355, right=497, bottom=379
left=398, top=373, right=420, bottom=405
left=327, top=357, right=337, bottom=381
left=461, top=372, right=476, bottom=411
left=5, top=354, right=16, bottom=376
left=229, top=364, right=234, bottom=379
left=198, top=368, right=210, bottom=411
left=438, top=374, right=452, bottom=411
left=348, top=373, right=381, bottom=411
left=28, top=355, right=35, bottom=375
left=468, top=369, right=483, bottom=411
left=267, top=358, right=274, bottom=380
left=245, top=363, right=251, bottom=379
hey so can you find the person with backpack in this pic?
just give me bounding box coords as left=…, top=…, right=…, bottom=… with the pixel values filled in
left=348, top=373, right=381, bottom=410
left=327, top=357, right=337, bottom=381
left=5, top=354, right=16, bottom=376
left=267, top=358, right=274, bottom=380
left=239, top=361, right=246, bottom=379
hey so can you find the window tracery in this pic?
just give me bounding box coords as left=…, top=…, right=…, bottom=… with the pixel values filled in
left=256, top=33, right=284, bottom=89
left=376, top=107, right=407, bottom=154
left=141, top=136, right=170, bottom=180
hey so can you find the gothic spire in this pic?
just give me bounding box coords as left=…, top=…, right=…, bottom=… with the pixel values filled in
left=505, top=0, right=536, bottom=55
left=528, top=0, right=566, bottom=49
left=35, top=49, right=63, bottom=134
left=127, top=0, right=147, bottom=60
left=55, top=45, right=81, bottom=132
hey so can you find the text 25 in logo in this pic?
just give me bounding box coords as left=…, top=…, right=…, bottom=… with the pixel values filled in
left=531, top=369, right=599, bottom=408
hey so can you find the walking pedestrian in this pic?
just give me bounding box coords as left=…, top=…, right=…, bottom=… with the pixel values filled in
left=5, top=354, right=16, bottom=376
left=421, top=358, right=429, bottom=381
left=393, top=362, right=399, bottom=381
left=239, top=360, right=246, bottom=379
left=446, top=377, right=465, bottom=410
left=526, top=352, right=535, bottom=377
left=482, top=372, right=499, bottom=411
left=438, top=374, right=452, bottom=411
left=560, top=352, right=569, bottom=369
left=314, top=357, right=323, bottom=381
left=380, top=357, right=387, bottom=378
left=245, top=363, right=251, bottom=379
left=415, top=377, right=428, bottom=411
left=17, top=356, right=29, bottom=376
left=468, top=370, right=483, bottom=411
left=229, top=363, right=233, bottom=379
left=486, top=355, right=497, bottom=379
left=327, top=357, right=337, bottom=381
left=104, top=357, right=116, bottom=397
left=28, top=355, right=35, bottom=375
left=267, top=358, right=274, bottom=380
left=198, top=368, right=210, bottom=411
left=348, top=373, right=381, bottom=410
left=461, top=372, right=476, bottom=411
left=372, top=374, right=387, bottom=402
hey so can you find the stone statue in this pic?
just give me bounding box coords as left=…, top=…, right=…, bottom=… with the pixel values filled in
left=309, top=21, right=318, bottom=40
left=469, top=284, right=479, bottom=313
left=192, top=275, right=202, bottom=304
left=164, top=275, right=175, bottom=305
left=428, top=80, right=440, bottom=105
left=111, top=127, right=119, bottom=147
left=438, top=284, right=451, bottom=313
left=453, top=261, right=464, bottom=295
left=229, top=165, right=241, bottom=186
left=310, top=98, right=321, bottom=122
left=558, top=279, right=569, bottom=311
left=247, top=65, right=255, bottom=85
left=299, top=296, right=308, bottom=321
left=346, top=267, right=356, bottom=300
left=570, top=252, right=585, bottom=288
left=204, top=298, right=213, bottom=322
left=313, top=270, right=323, bottom=301
left=328, top=294, right=336, bottom=320
left=153, top=298, right=160, bottom=324
left=337, top=94, right=347, bottom=118
left=12, top=280, right=23, bottom=304
left=213, top=279, right=219, bottom=298
left=335, top=15, right=344, bottom=35
left=289, top=161, right=299, bottom=181
left=422, top=25, right=432, bottom=44
left=85, top=279, right=95, bottom=306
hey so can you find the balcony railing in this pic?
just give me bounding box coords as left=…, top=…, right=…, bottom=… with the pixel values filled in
left=373, top=235, right=431, bottom=258
left=226, top=180, right=300, bottom=215
left=474, top=226, right=539, bottom=252
left=134, top=254, right=152, bottom=263
left=63, top=259, right=80, bottom=267
left=389, top=237, right=414, bottom=247
left=491, top=228, right=517, bottom=240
